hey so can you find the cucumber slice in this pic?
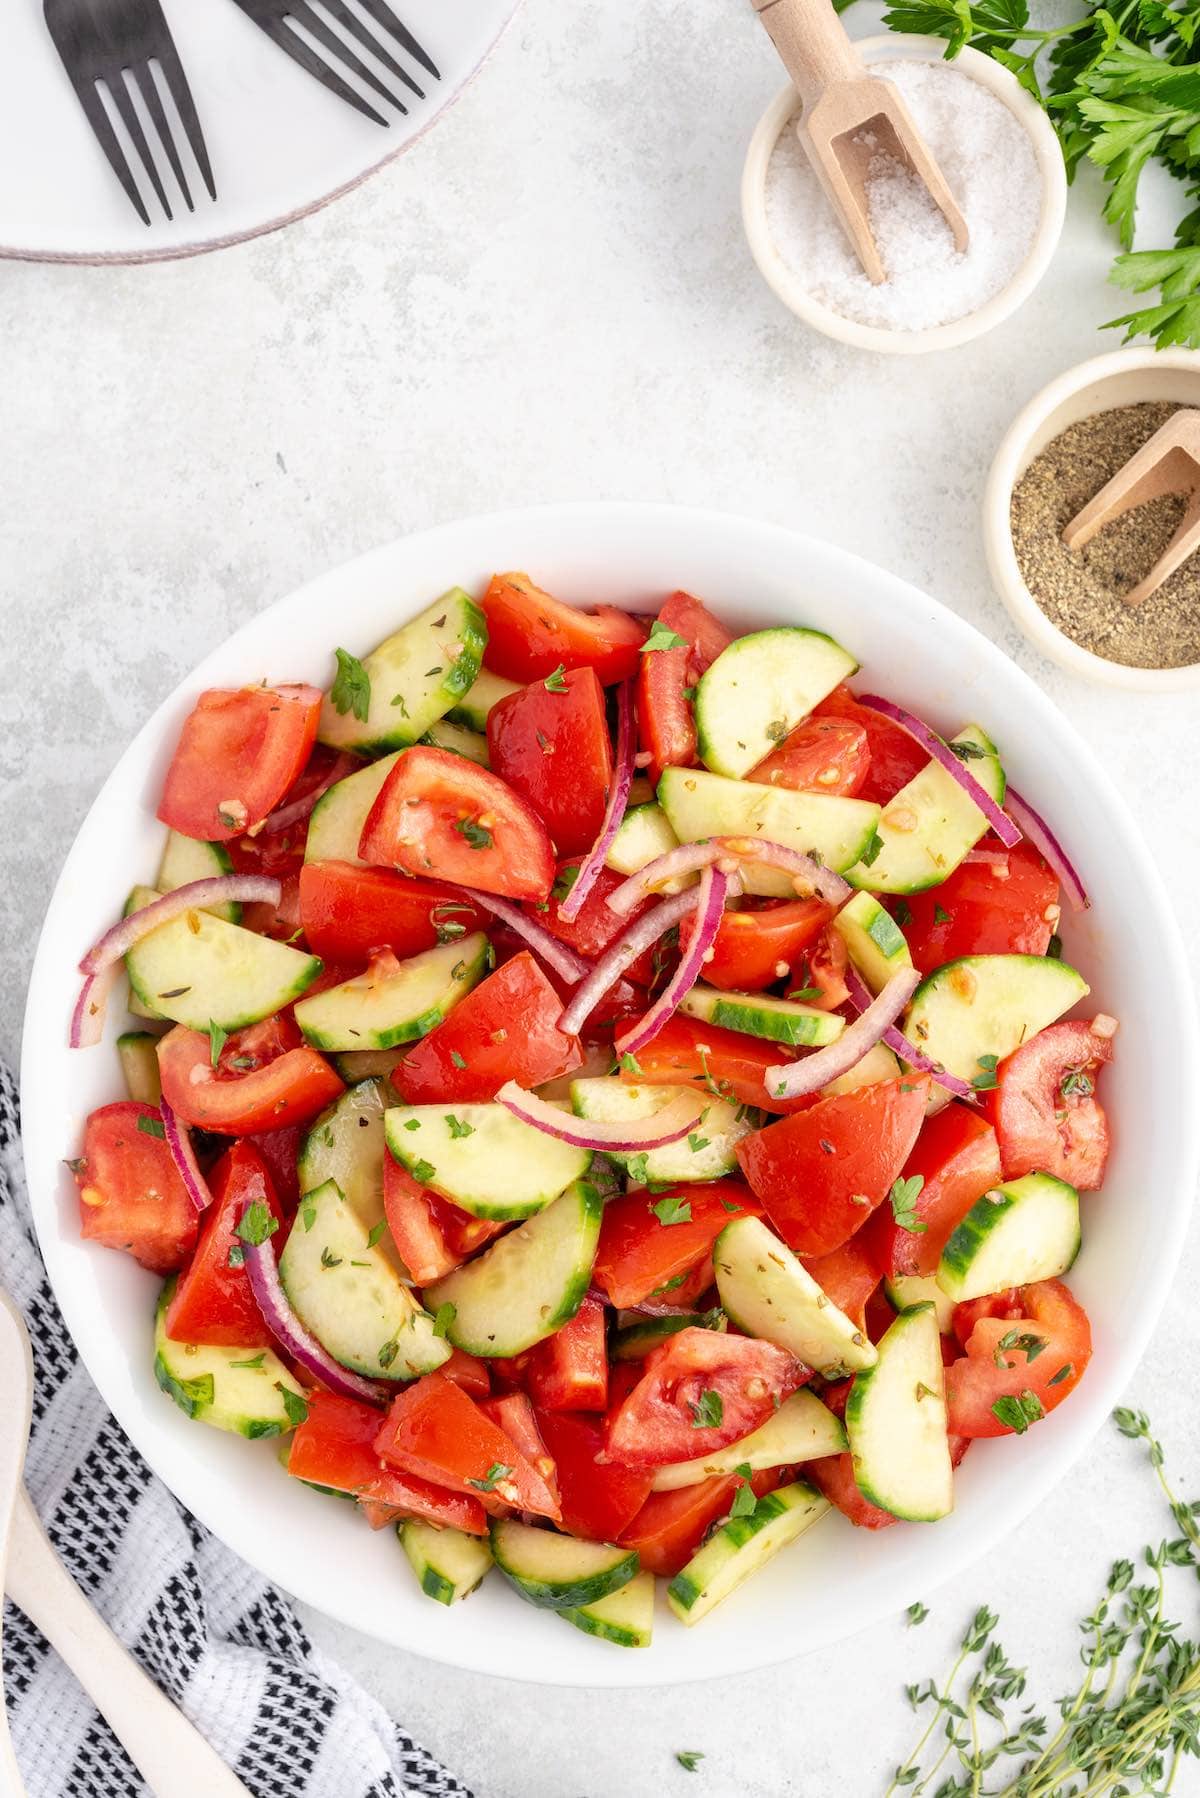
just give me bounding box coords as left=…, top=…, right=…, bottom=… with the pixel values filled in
left=667, top=1481, right=829, bottom=1624
left=569, top=1078, right=751, bottom=1182
left=611, top=1310, right=726, bottom=1360
left=904, top=954, right=1089, bottom=1088
left=679, top=982, right=845, bottom=1049
left=154, top=1279, right=305, bottom=1439
left=605, top=803, right=681, bottom=877
left=444, top=667, right=521, bottom=732
left=278, top=1180, right=449, bottom=1380
left=331, top=1048, right=405, bottom=1086
left=156, top=832, right=240, bottom=922
left=125, top=903, right=322, bottom=1033
left=694, top=628, right=858, bottom=779
left=299, top=1080, right=397, bottom=1264
left=832, top=891, right=913, bottom=994
left=845, top=1304, right=953, bottom=1521
left=304, top=752, right=402, bottom=866
left=884, top=1272, right=957, bottom=1333
left=650, top=1389, right=846, bottom=1491
left=658, top=768, right=880, bottom=896
left=399, top=1521, right=493, bottom=1605
left=317, top=591, right=488, bottom=757
left=937, top=1171, right=1081, bottom=1303
left=294, top=932, right=488, bottom=1052
left=490, top=1517, right=639, bottom=1610
left=420, top=719, right=490, bottom=765
left=560, top=1571, right=655, bottom=1647
left=714, top=1215, right=877, bottom=1375
left=384, top=1103, right=590, bottom=1221
left=424, top=1179, right=602, bottom=1356
left=117, top=1031, right=162, bottom=1105
left=845, top=725, right=1005, bottom=895
left=123, top=887, right=166, bottom=1019
left=822, top=1040, right=902, bottom=1097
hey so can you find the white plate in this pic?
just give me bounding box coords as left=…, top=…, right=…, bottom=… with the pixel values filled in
left=0, top=0, right=518, bottom=262
left=21, top=503, right=1200, bottom=1686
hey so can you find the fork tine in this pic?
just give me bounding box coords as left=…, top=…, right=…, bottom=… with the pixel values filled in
left=68, top=74, right=150, bottom=224
left=285, top=2, right=409, bottom=114
left=258, top=14, right=388, bottom=125
left=153, top=38, right=216, bottom=200
left=350, top=0, right=440, bottom=79
left=129, top=61, right=192, bottom=211
left=315, top=0, right=424, bottom=100
left=105, top=69, right=172, bottom=218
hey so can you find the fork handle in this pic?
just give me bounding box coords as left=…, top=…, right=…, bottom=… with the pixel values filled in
left=6, top=1488, right=252, bottom=1798
left=750, top=0, right=866, bottom=108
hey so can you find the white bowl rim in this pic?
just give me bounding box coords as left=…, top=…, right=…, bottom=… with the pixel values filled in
left=20, top=499, right=1200, bottom=1687
left=982, top=345, right=1200, bottom=692
left=740, top=37, right=1068, bottom=355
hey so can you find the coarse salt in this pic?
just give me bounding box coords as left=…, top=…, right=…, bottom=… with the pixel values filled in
left=764, top=58, right=1042, bottom=332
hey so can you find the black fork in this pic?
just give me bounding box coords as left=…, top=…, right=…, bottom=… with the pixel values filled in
left=43, top=0, right=215, bottom=225
left=230, top=0, right=440, bottom=127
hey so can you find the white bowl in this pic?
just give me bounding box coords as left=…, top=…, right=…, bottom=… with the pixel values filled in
left=21, top=503, right=1200, bottom=1687
left=983, top=347, right=1200, bottom=691
left=741, top=38, right=1067, bottom=354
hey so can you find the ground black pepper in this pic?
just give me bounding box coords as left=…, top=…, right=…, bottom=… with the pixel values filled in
left=1010, top=401, right=1200, bottom=669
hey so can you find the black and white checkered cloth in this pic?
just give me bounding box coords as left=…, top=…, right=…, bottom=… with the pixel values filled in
left=0, top=1064, right=473, bottom=1798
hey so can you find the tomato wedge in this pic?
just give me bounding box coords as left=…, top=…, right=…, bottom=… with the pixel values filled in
left=287, top=1391, right=488, bottom=1534
left=73, top=1102, right=198, bottom=1273
left=705, top=897, right=832, bottom=993
left=749, top=717, right=870, bottom=797
left=297, top=861, right=486, bottom=964
left=478, top=1393, right=559, bottom=1510
left=605, top=1328, right=808, bottom=1467
left=246, top=1124, right=303, bottom=1211
left=618, top=1476, right=742, bottom=1575
left=592, top=1181, right=758, bottom=1309
left=158, top=684, right=322, bottom=842
left=534, top=1409, right=654, bottom=1543
left=537, top=860, right=653, bottom=974
left=375, top=1372, right=561, bottom=1520
left=487, top=666, right=613, bottom=856
left=359, top=745, right=555, bottom=903
left=394, top=951, right=582, bottom=1104
left=799, top=1237, right=880, bottom=1333
left=900, top=839, right=1061, bottom=975
left=860, top=1104, right=1002, bottom=1279
left=636, top=591, right=733, bottom=783
left=787, top=923, right=850, bottom=1011
left=813, top=686, right=928, bottom=805
left=736, top=1077, right=931, bottom=1257
left=164, top=1141, right=285, bottom=1346
left=156, top=1022, right=343, bottom=1135
left=481, top=573, right=647, bottom=684
left=523, top=1294, right=608, bottom=1412
left=945, top=1278, right=1092, bottom=1437
left=986, top=1019, right=1115, bottom=1190
left=382, top=1152, right=504, bottom=1285
left=616, top=1012, right=804, bottom=1114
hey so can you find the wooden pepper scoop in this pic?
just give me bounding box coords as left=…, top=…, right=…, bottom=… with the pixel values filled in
left=751, top=0, right=968, bottom=284
left=1061, top=407, right=1200, bottom=607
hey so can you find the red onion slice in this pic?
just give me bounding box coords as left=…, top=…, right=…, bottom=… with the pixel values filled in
left=496, top=1081, right=700, bottom=1152
left=558, top=887, right=701, bottom=1038
left=607, top=843, right=722, bottom=916
left=614, top=865, right=730, bottom=1059
left=714, top=837, right=850, bottom=906
left=260, top=753, right=357, bottom=835
left=558, top=679, right=636, bottom=923
left=607, top=836, right=847, bottom=917
left=1005, top=787, right=1089, bottom=913
left=765, top=967, right=921, bottom=1100
left=855, top=695, right=1021, bottom=850
left=79, top=876, right=282, bottom=976
left=243, top=1227, right=388, bottom=1407
left=448, top=886, right=592, bottom=986
left=160, top=1095, right=214, bottom=1214
left=844, top=966, right=977, bottom=1101
left=69, top=964, right=120, bottom=1049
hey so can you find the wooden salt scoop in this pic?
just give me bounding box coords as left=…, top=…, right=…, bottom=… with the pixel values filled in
left=1061, top=407, right=1200, bottom=607
left=751, top=0, right=968, bottom=284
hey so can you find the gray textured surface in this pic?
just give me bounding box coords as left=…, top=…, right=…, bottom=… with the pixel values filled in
left=2, top=1, right=1199, bottom=1793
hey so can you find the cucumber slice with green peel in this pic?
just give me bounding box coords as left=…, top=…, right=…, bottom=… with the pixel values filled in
left=490, top=1517, right=640, bottom=1610
left=845, top=725, right=1006, bottom=895
left=123, top=888, right=165, bottom=1020
left=605, top=802, right=680, bottom=877
left=424, top=1179, right=603, bottom=1357
left=667, top=1481, right=830, bottom=1624
left=154, top=1279, right=306, bottom=1439
left=117, top=1031, right=162, bottom=1105
left=279, top=1179, right=449, bottom=1380
left=822, top=1040, right=902, bottom=1097
left=884, top=1272, right=957, bottom=1333
left=156, top=832, right=241, bottom=922
left=443, top=666, right=521, bottom=732
left=714, top=1215, right=878, bottom=1375
left=658, top=767, right=880, bottom=896
left=299, top=1080, right=396, bottom=1264
left=694, top=627, right=858, bottom=779
left=569, top=1078, right=752, bottom=1183
left=650, top=1390, right=847, bottom=1491
left=294, top=932, right=489, bottom=1052
left=317, top=590, right=488, bottom=756
left=304, top=752, right=402, bottom=865
left=832, top=891, right=913, bottom=993
left=679, top=982, right=845, bottom=1049
left=903, top=954, right=1089, bottom=1088
left=399, top=1521, right=493, bottom=1605
left=125, top=901, right=322, bottom=1033
left=560, top=1571, right=655, bottom=1646
left=384, top=1103, right=590, bottom=1221
left=421, top=719, right=489, bottom=765
left=845, top=1304, right=953, bottom=1522
left=937, top=1172, right=1081, bottom=1303
left=611, top=1310, right=726, bottom=1360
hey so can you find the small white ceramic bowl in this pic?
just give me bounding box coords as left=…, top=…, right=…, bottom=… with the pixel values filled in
left=741, top=37, right=1067, bottom=355
left=984, top=347, right=1200, bottom=691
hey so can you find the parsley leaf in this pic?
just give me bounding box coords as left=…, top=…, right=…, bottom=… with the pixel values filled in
left=445, top=1114, right=474, bottom=1140
left=543, top=664, right=568, bottom=692
left=433, top=1302, right=456, bottom=1339
left=690, top=1389, right=723, bottom=1429
left=450, top=1049, right=467, bottom=1069
left=278, top=1385, right=309, bottom=1428
left=411, top=1159, right=437, bottom=1184
left=889, top=1174, right=927, bottom=1234
left=651, top=1194, right=693, bottom=1226
left=972, top=1053, right=1000, bottom=1091
left=367, top=1219, right=388, bottom=1249
left=641, top=620, right=691, bottom=654
left=454, top=817, right=493, bottom=851
left=859, top=829, right=885, bottom=868
left=235, top=1202, right=278, bottom=1247
left=209, top=1020, right=228, bottom=1068
left=330, top=647, right=371, bottom=722
left=467, top=1461, right=512, bottom=1493
left=730, top=1464, right=757, bottom=1518
left=991, top=1389, right=1046, bottom=1434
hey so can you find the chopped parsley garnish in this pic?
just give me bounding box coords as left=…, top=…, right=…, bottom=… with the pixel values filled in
left=411, top=1159, right=437, bottom=1184
left=454, top=817, right=493, bottom=851
left=1048, top=1363, right=1074, bottom=1385
left=445, top=1114, right=474, bottom=1140
left=690, top=1389, right=723, bottom=1430
left=641, top=620, right=691, bottom=655
left=651, top=1273, right=689, bottom=1296
left=625, top=1152, right=650, bottom=1186
left=934, top=904, right=952, bottom=924
left=889, top=1174, right=926, bottom=1234
left=301, top=1204, right=317, bottom=1232
left=720, top=1198, right=742, bottom=1213
left=208, top=1020, right=228, bottom=1068
left=787, top=986, right=821, bottom=1003
left=552, top=864, right=581, bottom=902
left=136, top=1115, right=165, bottom=1140
left=235, top=1202, right=278, bottom=1246
left=229, top=1353, right=265, bottom=1370
left=378, top=1338, right=400, bottom=1370
left=765, top=718, right=788, bottom=743
left=467, top=1462, right=512, bottom=1493
left=320, top=1246, right=343, bottom=1269
left=893, top=899, right=912, bottom=926
left=651, top=1194, right=692, bottom=1226
left=543, top=664, right=569, bottom=693
left=403, top=1118, right=421, bottom=1131
left=675, top=1752, right=704, bottom=1773
left=971, top=1053, right=1000, bottom=1092
left=367, top=1219, right=388, bottom=1249
left=330, top=647, right=371, bottom=722
left=730, top=1464, right=757, bottom=1518
left=991, top=1389, right=1045, bottom=1434
left=949, top=738, right=986, bottom=760
left=450, top=1050, right=468, bottom=1069
left=907, top=1601, right=929, bottom=1627
left=688, top=1133, right=710, bottom=1154
left=618, top=1052, right=642, bottom=1075
left=227, top=1244, right=246, bottom=1268
left=433, top=1302, right=456, bottom=1339
left=390, top=693, right=409, bottom=716
left=859, top=829, right=885, bottom=868
left=994, top=1329, right=1047, bottom=1367
left=1061, top=1067, right=1094, bottom=1098
left=278, top=1385, right=309, bottom=1428
left=1045, top=933, right=1063, bottom=961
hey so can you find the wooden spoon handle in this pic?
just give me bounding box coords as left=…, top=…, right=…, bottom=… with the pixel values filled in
left=750, top=0, right=865, bottom=108
left=6, top=1489, right=252, bottom=1798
